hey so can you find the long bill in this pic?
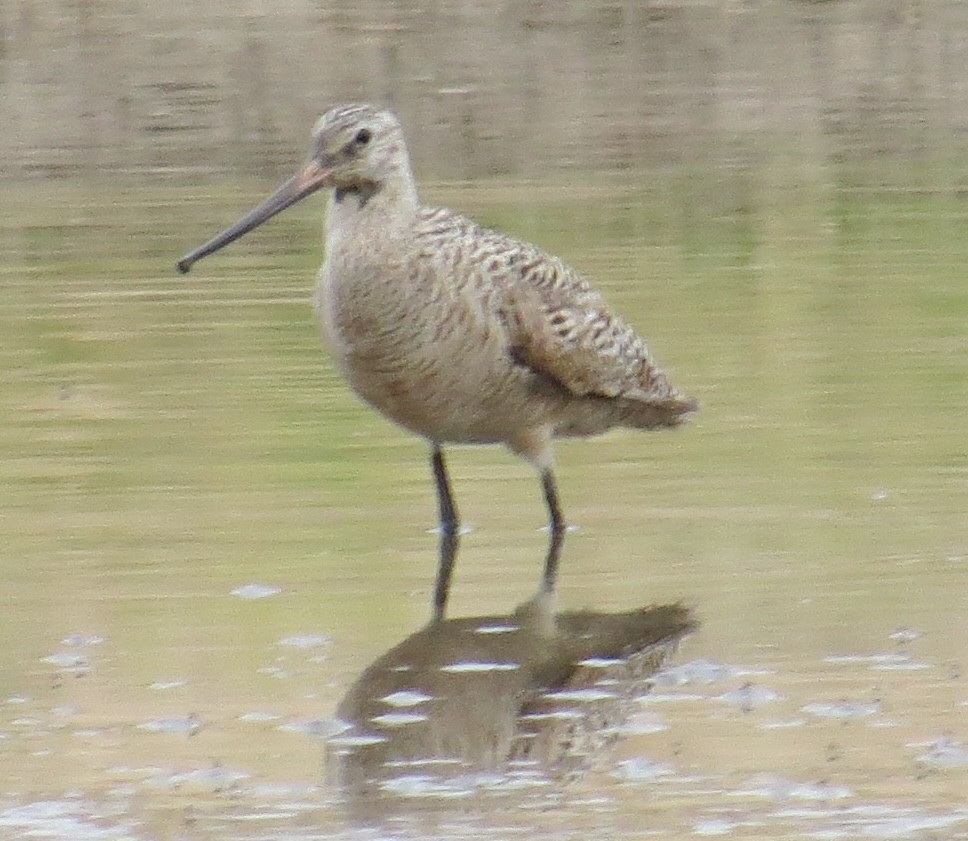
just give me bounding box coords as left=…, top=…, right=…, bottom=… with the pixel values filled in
left=177, top=159, right=330, bottom=274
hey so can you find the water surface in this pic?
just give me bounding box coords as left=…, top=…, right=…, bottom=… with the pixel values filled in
left=1, top=163, right=966, bottom=837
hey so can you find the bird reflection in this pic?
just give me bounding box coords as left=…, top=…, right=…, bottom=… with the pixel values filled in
left=327, top=596, right=696, bottom=816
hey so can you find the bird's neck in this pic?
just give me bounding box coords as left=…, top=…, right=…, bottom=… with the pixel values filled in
left=325, top=169, right=419, bottom=253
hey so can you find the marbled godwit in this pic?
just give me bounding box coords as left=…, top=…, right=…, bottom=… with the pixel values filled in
left=177, top=103, right=696, bottom=620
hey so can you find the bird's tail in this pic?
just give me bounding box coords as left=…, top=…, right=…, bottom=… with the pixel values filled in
left=617, top=391, right=698, bottom=430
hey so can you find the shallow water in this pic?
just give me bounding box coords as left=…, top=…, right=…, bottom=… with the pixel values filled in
left=1, top=164, right=967, bottom=839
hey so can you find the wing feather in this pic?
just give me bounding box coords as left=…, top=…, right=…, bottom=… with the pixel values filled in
left=413, top=207, right=694, bottom=412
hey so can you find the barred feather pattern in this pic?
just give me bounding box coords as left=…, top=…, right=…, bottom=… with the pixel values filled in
left=314, top=103, right=695, bottom=463
left=407, top=206, right=696, bottom=429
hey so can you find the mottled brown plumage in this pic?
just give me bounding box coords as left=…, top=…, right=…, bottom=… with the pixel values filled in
left=177, top=103, right=696, bottom=620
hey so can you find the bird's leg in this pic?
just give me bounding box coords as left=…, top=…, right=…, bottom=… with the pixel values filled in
left=430, top=445, right=460, bottom=622
left=540, top=468, right=566, bottom=596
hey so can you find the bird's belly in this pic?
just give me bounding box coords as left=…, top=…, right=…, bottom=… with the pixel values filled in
left=346, top=344, right=548, bottom=445
left=319, top=298, right=551, bottom=445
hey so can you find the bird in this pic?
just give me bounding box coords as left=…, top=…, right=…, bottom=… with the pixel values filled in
left=177, top=103, right=697, bottom=622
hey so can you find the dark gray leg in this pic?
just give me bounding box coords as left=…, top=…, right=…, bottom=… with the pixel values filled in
left=431, top=445, right=460, bottom=621
left=540, top=468, right=566, bottom=595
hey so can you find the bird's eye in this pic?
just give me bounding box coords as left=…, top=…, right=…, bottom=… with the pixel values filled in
left=354, top=128, right=371, bottom=146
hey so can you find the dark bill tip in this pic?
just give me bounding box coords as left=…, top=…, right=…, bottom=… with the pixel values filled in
left=174, top=160, right=330, bottom=275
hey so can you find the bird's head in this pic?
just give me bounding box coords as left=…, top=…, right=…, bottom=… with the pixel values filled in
left=177, top=103, right=409, bottom=274
left=309, top=104, right=409, bottom=200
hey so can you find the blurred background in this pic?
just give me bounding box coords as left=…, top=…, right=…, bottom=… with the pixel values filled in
left=6, top=0, right=968, bottom=180
left=2, top=1, right=967, bottom=839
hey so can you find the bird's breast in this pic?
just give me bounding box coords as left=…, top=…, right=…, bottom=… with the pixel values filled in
left=315, top=258, right=422, bottom=372
left=314, top=260, right=551, bottom=444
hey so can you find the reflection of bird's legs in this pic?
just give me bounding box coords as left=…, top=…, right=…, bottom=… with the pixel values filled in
left=431, top=445, right=459, bottom=622
left=430, top=450, right=565, bottom=620
left=540, top=469, right=566, bottom=596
